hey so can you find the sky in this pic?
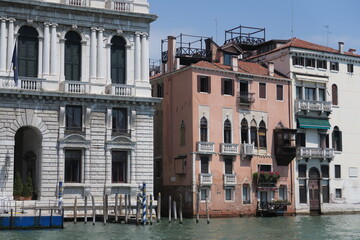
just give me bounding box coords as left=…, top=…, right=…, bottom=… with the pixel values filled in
left=147, top=0, right=360, bottom=60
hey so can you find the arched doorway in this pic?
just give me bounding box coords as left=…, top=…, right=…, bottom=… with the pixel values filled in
left=309, top=167, right=320, bottom=214
left=14, top=127, right=42, bottom=200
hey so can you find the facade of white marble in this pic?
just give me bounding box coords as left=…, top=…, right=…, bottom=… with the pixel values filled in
left=0, top=0, right=158, bottom=204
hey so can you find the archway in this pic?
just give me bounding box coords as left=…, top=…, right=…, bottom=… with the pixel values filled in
left=14, top=127, right=42, bottom=200
left=309, top=167, right=320, bottom=214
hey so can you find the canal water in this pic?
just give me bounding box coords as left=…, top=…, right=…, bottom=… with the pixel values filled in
left=1, top=215, right=360, bottom=240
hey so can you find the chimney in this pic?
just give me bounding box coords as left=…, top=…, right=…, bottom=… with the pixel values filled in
left=231, top=55, right=238, bottom=72
left=338, top=42, right=344, bottom=54
left=268, top=62, right=274, bottom=77
left=349, top=48, right=356, bottom=54
left=167, top=36, right=177, bottom=73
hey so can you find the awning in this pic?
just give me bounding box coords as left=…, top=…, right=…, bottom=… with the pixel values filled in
left=297, top=118, right=330, bottom=130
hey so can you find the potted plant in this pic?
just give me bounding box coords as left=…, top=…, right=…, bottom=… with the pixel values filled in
left=253, top=171, right=280, bottom=185
left=22, top=172, right=33, bottom=200
left=13, top=170, right=23, bottom=200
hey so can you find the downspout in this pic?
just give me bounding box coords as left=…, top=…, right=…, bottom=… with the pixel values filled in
left=288, top=76, right=295, bottom=213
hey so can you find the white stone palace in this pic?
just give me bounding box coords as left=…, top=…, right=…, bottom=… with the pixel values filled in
left=0, top=0, right=157, bottom=204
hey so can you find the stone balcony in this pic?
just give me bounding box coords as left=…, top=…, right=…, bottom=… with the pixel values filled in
left=242, top=143, right=255, bottom=156
left=105, top=0, right=133, bottom=11
left=200, top=173, right=213, bottom=186
left=0, top=77, right=43, bottom=91
left=296, top=99, right=332, bottom=114
left=197, top=142, right=215, bottom=154
left=106, top=84, right=134, bottom=97
left=223, top=174, right=237, bottom=186
left=220, top=143, right=239, bottom=155
left=60, top=81, right=89, bottom=94
left=297, top=147, right=334, bottom=160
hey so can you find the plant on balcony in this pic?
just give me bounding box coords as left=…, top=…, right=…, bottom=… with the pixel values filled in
left=22, top=172, right=33, bottom=200
left=270, top=200, right=291, bottom=205
left=13, top=170, right=23, bottom=200
left=253, top=171, right=280, bottom=185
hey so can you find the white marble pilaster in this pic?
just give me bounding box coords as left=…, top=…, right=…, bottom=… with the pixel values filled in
left=0, top=18, right=6, bottom=71
left=105, top=43, right=111, bottom=84
left=134, top=32, right=141, bottom=82
left=80, top=40, right=87, bottom=82
left=6, top=18, right=15, bottom=71
left=90, top=27, right=97, bottom=79
left=50, top=23, right=58, bottom=76
left=37, top=36, right=43, bottom=78
left=97, top=28, right=104, bottom=80
left=43, top=22, right=50, bottom=76
left=141, top=33, right=149, bottom=82
left=106, top=149, right=111, bottom=184
left=59, top=38, right=65, bottom=80
left=85, top=149, right=90, bottom=183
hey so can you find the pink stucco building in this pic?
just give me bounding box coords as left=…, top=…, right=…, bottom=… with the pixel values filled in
left=151, top=32, right=297, bottom=217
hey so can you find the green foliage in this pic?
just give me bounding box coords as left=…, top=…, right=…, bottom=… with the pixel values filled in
left=253, top=171, right=281, bottom=184
left=13, top=171, right=23, bottom=196
left=22, top=172, right=33, bottom=197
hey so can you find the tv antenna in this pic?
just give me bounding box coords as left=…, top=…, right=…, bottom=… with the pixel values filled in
left=323, top=25, right=332, bottom=47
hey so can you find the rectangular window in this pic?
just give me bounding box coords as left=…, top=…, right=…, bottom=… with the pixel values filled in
left=259, top=164, right=271, bottom=172
left=201, top=156, right=209, bottom=174
left=200, top=188, right=210, bottom=201
left=225, top=188, right=234, bottom=201
left=221, top=78, right=234, bottom=96
left=198, top=76, right=210, bottom=93
left=242, top=184, right=250, bottom=204
left=279, top=186, right=287, bottom=200
left=298, top=164, right=307, bottom=178
left=112, top=108, right=128, bottom=135
left=322, top=180, right=329, bottom=203
left=335, top=189, right=342, bottom=199
left=335, top=165, right=341, bottom=178
left=296, top=86, right=302, bottom=100
left=112, top=151, right=128, bottom=183
left=318, top=88, right=326, bottom=101
left=347, top=63, right=354, bottom=73
left=259, top=83, right=266, bottom=99
left=155, top=158, right=162, bottom=178
left=305, top=87, right=316, bottom=100
left=293, top=56, right=304, bottom=66
left=330, top=62, right=339, bottom=71
left=157, top=83, right=164, bottom=97
left=224, top=53, right=231, bottom=66
left=224, top=158, right=233, bottom=174
left=317, top=59, right=327, bottom=69
left=299, top=179, right=307, bottom=203
left=349, top=167, right=358, bottom=178
left=321, top=165, right=329, bottom=178
left=296, top=133, right=306, bottom=147
left=305, top=58, right=315, bottom=68
left=276, top=85, right=283, bottom=101
left=65, top=149, right=82, bottom=183
left=65, top=105, right=82, bottom=132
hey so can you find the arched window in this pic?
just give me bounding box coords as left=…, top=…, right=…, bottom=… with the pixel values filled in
left=200, top=117, right=208, bottom=142
left=332, top=126, right=342, bottom=151
left=111, top=36, right=126, bottom=84
left=241, top=118, right=248, bottom=143
left=332, top=84, right=338, bottom=105
left=258, top=120, right=267, bottom=148
left=18, top=26, right=38, bottom=77
left=180, top=121, right=185, bottom=146
left=65, top=31, right=81, bottom=81
left=224, top=119, right=231, bottom=143
left=250, top=120, right=258, bottom=147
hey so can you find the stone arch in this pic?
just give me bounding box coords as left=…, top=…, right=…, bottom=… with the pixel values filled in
left=8, top=110, right=49, bottom=139
left=106, top=31, right=132, bottom=48
left=60, top=26, right=87, bottom=43
left=14, top=21, right=44, bottom=38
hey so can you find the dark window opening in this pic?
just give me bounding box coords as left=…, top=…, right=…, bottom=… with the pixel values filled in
left=66, top=105, right=82, bottom=133
left=65, top=149, right=82, bottom=183
left=224, top=119, right=232, bottom=143
left=200, top=117, right=208, bottom=142
left=332, top=84, right=338, bottom=105
left=293, top=56, right=304, bottom=66
left=298, top=164, right=307, bottom=178
left=241, top=118, right=248, bottom=144
left=330, top=62, right=339, bottom=71
left=65, top=31, right=81, bottom=81
left=258, top=121, right=266, bottom=148
left=305, top=58, right=315, bottom=68
left=317, top=59, right=327, bottom=69
left=321, top=165, right=329, bottom=178
left=332, top=126, right=342, bottom=151
left=112, top=108, right=128, bottom=135
left=259, top=83, right=266, bottom=99
left=347, top=63, right=354, bottom=73
left=224, top=158, right=233, bottom=174
left=18, top=26, right=39, bottom=77
left=335, top=165, right=341, bottom=178
left=201, top=156, right=209, bottom=174
left=222, top=78, right=234, bottom=95
left=276, top=85, right=283, bottom=101
left=198, top=76, right=210, bottom=93
left=296, top=132, right=306, bottom=147
left=259, top=164, right=271, bottom=172
left=111, top=36, right=126, bottom=84
left=112, top=151, right=127, bottom=183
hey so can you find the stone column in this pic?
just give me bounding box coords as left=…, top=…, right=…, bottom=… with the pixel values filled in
left=58, top=147, right=65, bottom=181
left=0, top=18, right=6, bottom=72
left=37, top=36, right=43, bottom=78
left=90, top=27, right=97, bottom=79
left=59, top=37, right=65, bottom=80
left=50, top=23, right=58, bottom=76
left=134, top=32, right=141, bottom=82
left=141, top=33, right=149, bottom=82
left=105, top=43, right=111, bottom=84
left=97, top=28, right=104, bottom=80
left=43, top=22, right=50, bottom=76
left=6, top=18, right=15, bottom=71
left=105, top=149, right=111, bottom=184
left=85, top=149, right=90, bottom=183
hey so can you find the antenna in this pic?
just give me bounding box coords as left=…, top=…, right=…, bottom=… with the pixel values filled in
left=291, top=0, right=294, bottom=37
left=323, top=25, right=332, bottom=47
left=214, top=18, right=218, bottom=43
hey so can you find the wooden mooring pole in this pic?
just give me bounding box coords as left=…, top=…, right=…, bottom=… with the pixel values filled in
left=149, top=194, right=153, bottom=225
left=206, top=195, right=210, bottom=224
left=115, top=193, right=119, bottom=222
left=196, top=191, right=200, bottom=223
left=173, top=200, right=177, bottom=222
left=179, top=194, right=183, bottom=224
left=74, top=196, right=77, bottom=224
left=157, top=192, right=161, bottom=222
left=168, top=195, right=172, bottom=223
left=84, top=196, right=88, bottom=224
left=91, top=195, right=95, bottom=225
left=125, top=194, right=128, bottom=224
left=136, top=195, right=141, bottom=225
left=103, top=195, right=106, bottom=225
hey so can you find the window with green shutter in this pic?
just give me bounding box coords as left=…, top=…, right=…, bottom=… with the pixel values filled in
left=65, top=31, right=81, bottom=81
left=18, top=26, right=38, bottom=77
left=111, top=36, right=126, bottom=84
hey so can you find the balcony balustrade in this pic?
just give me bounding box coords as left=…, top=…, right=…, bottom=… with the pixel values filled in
left=296, top=99, right=332, bottom=113
left=224, top=174, right=237, bottom=186
left=197, top=142, right=215, bottom=154
left=242, top=143, right=255, bottom=156
left=106, top=84, right=134, bottom=97
left=237, top=92, right=255, bottom=106
left=1, top=77, right=43, bottom=91
left=60, top=81, right=89, bottom=94
left=220, top=143, right=239, bottom=155
left=105, top=0, right=133, bottom=11
left=200, top=173, right=213, bottom=186
left=65, top=0, right=88, bottom=6
left=297, top=147, right=334, bottom=160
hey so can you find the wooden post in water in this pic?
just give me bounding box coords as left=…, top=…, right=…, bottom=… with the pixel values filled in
left=206, top=195, right=209, bottom=224
left=106, top=194, right=109, bottom=222
left=136, top=195, right=141, bottom=224
left=91, top=195, right=96, bottom=225
left=115, top=193, right=118, bottom=222
left=103, top=195, right=106, bottom=225
left=179, top=194, right=183, bottom=224
left=128, top=194, right=131, bottom=217
left=119, top=194, right=123, bottom=216
left=173, top=200, right=177, bottom=222
left=157, top=192, right=161, bottom=222
left=149, top=194, right=153, bottom=225
left=84, top=196, right=88, bottom=224
left=196, top=191, right=200, bottom=223
left=168, top=195, right=172, bottom=223
left=74, top=196, right=77, bottom=224
left=125, top=194, right=128, bottom=224
left=146, top=195, right=149, bottom=224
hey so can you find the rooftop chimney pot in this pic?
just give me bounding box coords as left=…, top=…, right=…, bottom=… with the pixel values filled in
left=339, top=42, right=344, bottom=54
left=231, top=55, right=238, bottom=72
left=268, top=62, right=274, bottom=77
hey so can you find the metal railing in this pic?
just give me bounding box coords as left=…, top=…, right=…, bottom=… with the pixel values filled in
left=297, top=147, right=334, bottom=159
left=197, top=142, right=215, bottom=153
left=237, top=92, right=255, bottom=106
left=200, top=173, right=213, bottom=185
left=224, top=174, right=237, bottom=186
left=296, top=99, right=332, bottom=113
left=221, top=143, right=239, bottom=155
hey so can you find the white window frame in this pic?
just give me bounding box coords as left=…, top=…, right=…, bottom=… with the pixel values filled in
left=200, top=187, right=211, bottom=202
left=224, top=187, right=235, bottom=202
left=242, top=184, right=251, bottom=204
